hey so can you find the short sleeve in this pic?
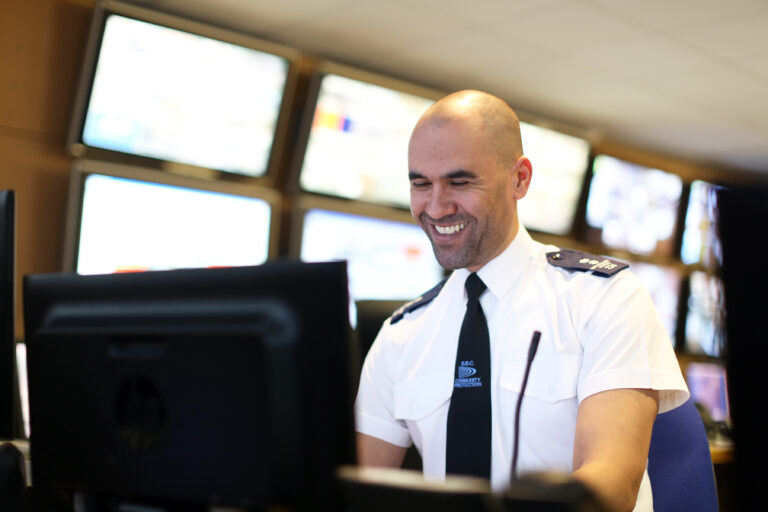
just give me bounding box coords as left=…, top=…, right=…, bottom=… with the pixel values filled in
left=355, top=327, right=413, bottom=447
left=576, top=271, right=689, bottom=413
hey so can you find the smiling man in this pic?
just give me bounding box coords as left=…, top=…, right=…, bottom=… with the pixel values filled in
left=354, top=90, right=688, bottom=512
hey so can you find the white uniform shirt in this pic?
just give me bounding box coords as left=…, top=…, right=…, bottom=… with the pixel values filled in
left=355, top=226, right=689, bottom=511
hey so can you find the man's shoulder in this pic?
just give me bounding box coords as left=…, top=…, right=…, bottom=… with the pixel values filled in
left=389, top=277, right=448, bottom=325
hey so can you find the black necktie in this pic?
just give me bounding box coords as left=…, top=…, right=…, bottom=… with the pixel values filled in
left=446, top=273, right=491, bottom=479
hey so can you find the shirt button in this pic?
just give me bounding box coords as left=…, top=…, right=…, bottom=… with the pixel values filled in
left=548, top=386, right=555, bottom=394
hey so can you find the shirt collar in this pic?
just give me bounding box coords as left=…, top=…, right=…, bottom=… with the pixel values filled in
left=453, top=225, right=536, bottom=301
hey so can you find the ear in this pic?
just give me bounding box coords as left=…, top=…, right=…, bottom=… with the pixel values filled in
left=511, top=156, right=533, bottom=199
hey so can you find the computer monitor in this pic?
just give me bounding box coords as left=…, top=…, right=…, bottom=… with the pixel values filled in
left=23, top=261, right=354, bottom=510
left=585, top=155, right=683, bottom=257
left=298, top=207, right=444, bottom=302
left=630, top=261, right=682, bottom=343
left=69, top=1, right=296, bottom=177
left=295, top=64, right=440, bottom=208
left=517, top=121, right=590, bottom=236
left=683, top=270, right=726, bottom=357
left=680, top=180, right=723, bottom=268
left=686, top=361, right=729, bottom=423
left=63, top=160, right=278, bottom=274
left=0, top=190, right=16, bottom=439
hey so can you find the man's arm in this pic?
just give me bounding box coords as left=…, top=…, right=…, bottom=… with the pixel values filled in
left=571, top=388, right=659, bottom=512
left=356, top=432, right=408, bottom=468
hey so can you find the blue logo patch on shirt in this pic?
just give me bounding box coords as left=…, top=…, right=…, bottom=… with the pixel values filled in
left=455, top=360, right=482, bottom=388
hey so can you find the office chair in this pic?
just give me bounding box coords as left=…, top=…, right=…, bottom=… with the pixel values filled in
left=647, top=397, right=719, bottom=512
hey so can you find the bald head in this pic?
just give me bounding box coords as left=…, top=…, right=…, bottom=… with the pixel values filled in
left=412, top=90, right=523, bottom=166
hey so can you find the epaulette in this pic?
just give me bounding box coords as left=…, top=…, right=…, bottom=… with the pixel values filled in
left=390, top=278, right=448, bottom=325
left=546, top=249, right=629, bottom=278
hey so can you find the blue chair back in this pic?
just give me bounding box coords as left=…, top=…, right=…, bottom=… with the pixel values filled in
left=647, top=398, right=719, bottom=511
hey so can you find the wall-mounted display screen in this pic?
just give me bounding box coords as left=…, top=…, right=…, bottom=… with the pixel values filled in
left=684, top=271, right=726, bottom=357
left=299, top=209, right=443, bottom=301
left=681, top=180, right=723, bottom=268
left=299, top=74, right=435, bottom=208
left=686, top=361, right=730, bottom=422
left=518, top=122, right=590, bottom=235
left=74, top=173, right=272, bottom=275
left=630, top=261, right=682, bottom=343
left=75, top=10, right=290, bottom=176
left=585, top=155, right=682, bottom=256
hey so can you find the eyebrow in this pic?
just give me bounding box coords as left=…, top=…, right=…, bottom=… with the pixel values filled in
left=408, top=170, right=477, bottom=181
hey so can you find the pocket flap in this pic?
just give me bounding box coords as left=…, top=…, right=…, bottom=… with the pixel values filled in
left=500, top=354, right=579, bottom=403
left=394, top=374, right=452, bottom=420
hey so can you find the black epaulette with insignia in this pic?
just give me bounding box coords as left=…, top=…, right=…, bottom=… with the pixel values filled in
left=546, top=249, right=629, bottom=278
left=390, top=278, right=448, bottom=325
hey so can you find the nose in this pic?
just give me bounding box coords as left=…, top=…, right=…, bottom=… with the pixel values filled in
left=424, top=184, right=456, bottom=220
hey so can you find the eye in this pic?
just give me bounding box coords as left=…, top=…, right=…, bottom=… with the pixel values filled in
left=450, top=180, right=469, bottom=188
left=411, top=180, right=431, bottom=189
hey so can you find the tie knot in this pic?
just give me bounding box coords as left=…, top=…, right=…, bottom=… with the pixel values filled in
left=465, top=273, right=487, bottom=302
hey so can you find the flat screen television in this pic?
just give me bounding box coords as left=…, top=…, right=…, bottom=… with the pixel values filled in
left=680, top=180, right=723, bottom=268
left=686, top=361, right=730, bottom=423
left=585, top=155, right=683, bottom=257
left=23, top=261, right=354, bottom=510
left=1, top=190, right=16, bottom=439
left=683, top=270, right=726, bottom=357
left=517, top=121, right=590, bottom=236
left=68, top=1, right=296, bottom=177
left=295, top=64, right=440, bottom=208
left=298, top=206, right=444, bottom=302
left=629, top=261, right=682, bottom=343
left=63, top=160, right=278, bottom=274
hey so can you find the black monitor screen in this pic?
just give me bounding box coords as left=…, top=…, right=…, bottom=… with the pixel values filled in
left=24, top=261, right=354, bottom=510
left=1, top=190, right=16, bottom=439
left=73, top=7, right=290, bottom=176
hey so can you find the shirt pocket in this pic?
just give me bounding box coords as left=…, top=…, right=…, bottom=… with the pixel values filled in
left=393, top=374, right=452, bottom=421
left=499, top=354, right=580, bottom=403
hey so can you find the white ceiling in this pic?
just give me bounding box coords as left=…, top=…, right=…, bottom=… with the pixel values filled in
left=130, top=0, right=768, bottom=177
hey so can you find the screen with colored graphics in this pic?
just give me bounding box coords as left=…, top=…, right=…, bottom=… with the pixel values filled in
left=78, top=12, right=289, bottom=176
left=299, top=74, right=435, bottom=208
left=75, top=173, right=272, bottom=274
left=299, top=208, right=443, bottom=301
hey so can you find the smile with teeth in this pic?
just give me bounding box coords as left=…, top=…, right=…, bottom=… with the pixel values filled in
left=434, top=222, right=467, bottom=235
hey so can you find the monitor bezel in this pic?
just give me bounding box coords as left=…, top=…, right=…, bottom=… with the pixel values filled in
left=62, top=159, right=282, bottom=273
left=67, top=0, right=301, bottom=186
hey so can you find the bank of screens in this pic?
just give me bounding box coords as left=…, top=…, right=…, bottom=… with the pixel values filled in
left=631, top=262, right=682, bottom=343
left=75, top=173, right=272, bottom=274
left=681, top=180, right=723, bottom=268
left=585, top=155, right=682, bottom=256
left=299, top=74, right=435, bottom=208
left=518, top=122, right=590, bottom=235
left=299, top=209, right=443, bottom=301
left=684, top=271, right=726, bottom=357
left=686, top=361, right=730, bottom=422
left=79, top=13, right=289, bottom=176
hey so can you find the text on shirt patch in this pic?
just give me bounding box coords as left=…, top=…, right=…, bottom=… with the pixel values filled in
left=455, top=360, right=482, bottom=388
left=580, top=258, right=618, bottom=271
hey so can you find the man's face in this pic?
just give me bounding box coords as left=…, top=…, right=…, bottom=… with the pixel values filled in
left=408, top=118, right=521, bottom=271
